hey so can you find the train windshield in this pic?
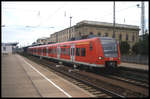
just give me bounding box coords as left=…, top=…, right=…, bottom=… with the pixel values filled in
left=99, top=37, right=118, bottom=57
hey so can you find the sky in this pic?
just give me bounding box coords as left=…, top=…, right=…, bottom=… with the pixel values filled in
left=2, top=1, right=149, bottom=47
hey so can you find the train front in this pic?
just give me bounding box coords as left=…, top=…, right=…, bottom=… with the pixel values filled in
left=99, top=37, right=121, bottom=68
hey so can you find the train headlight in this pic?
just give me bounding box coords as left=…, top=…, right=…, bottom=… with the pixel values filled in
left=99, top=57, right=104, bottom=60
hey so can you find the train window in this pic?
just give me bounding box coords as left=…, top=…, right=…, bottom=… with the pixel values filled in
left=43, top=48, right=45, bottom=53
left=54, top=48, right=56, bottom=54
left=76, top=48, right=80, bottom=56
left=90, top=42, right=93, bottom=51
left=41, top=49, right=42, bottom=53
left=81, top=48, right=86, bottom=56
left=44, top=48, right=46, bottom=53
left=52, top=48, right=54, bottom=54
left=42, top=49, right=44, bottom=53
left=64, top=48, right=66, bottom=55
left=61, top=48, right=63, bottom=55
left=67, top=48, right=70, bottom=56
left=61, top=48, right=65, bottom=55
left=49, top=48, right=52, bottom=54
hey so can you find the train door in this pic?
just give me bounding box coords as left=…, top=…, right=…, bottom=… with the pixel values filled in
left=71, top=44, right=75, bottom=62
left=46, top=47, right=48, bottom=57
left=57, top=45, right=60, bottom=59
left=36, top=48, right=38, bottom=55
left=41, top=47, right=43, bottom=56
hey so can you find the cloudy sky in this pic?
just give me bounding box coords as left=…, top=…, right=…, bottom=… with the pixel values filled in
left=2, top=1, right=149, bottom=47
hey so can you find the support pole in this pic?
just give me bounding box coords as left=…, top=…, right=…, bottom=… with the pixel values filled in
left=113, top=1, right=116, bottom=38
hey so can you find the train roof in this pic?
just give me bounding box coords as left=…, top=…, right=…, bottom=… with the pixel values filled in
left=28, top=37, right=115, bottom=48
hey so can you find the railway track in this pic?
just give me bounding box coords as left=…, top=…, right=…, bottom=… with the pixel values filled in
left=110, top=67, right=148, bottom=88
left=88, top=67, right=149, bottom=88
left=117, top=67, right=148, bottom=83
left=20, top=53, right=149, bottom=97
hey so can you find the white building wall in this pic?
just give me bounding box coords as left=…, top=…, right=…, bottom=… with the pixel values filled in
left=2, top=45, right=12, bottom=54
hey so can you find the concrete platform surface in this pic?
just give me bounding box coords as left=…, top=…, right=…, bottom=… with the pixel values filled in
left=2, top=54, right=95, bottom=97
left=120, top=62, right=149, bottom=71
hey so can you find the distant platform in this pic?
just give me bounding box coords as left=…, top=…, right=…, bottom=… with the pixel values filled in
left=120, top=62, right=149, bottom=71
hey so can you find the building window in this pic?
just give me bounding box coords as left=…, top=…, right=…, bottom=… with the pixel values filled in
left=126, top=34, right=128, bottom=41
left=98, top=32, right=101, bottom=37
left=119, top=34, right=122, bottom=41
left=76, top=48, right=80, bottom=56
left=81, top=48, right=86, bottom=56
left=112, top=33, right=115, bottom=38
left=90, top=32, right=93, bottom=35
left=105, top=33, right=108, bottom=37
left=3, top=46, right=6, bottom=51
left=132, top=34, right=134, bottom=42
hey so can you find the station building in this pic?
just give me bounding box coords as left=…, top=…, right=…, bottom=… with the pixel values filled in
left=1, top=42, right=18, bottom=55
left=36, top=37, right=49, bottom=45
left=45, top=20, right=140, bottom=47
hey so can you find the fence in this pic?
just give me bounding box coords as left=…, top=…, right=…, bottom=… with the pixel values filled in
left=121, top=55, right=149, bottom=65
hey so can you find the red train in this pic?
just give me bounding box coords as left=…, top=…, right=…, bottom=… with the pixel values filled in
left=28, top=37, right=121, bottom=68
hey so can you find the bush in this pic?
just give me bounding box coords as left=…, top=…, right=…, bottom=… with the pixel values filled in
left=119, top=41, right=130, bottom=55
left=132, top=33, right=149, bottom=55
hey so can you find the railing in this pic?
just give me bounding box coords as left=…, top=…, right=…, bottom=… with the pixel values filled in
left=121, top=55, right=149, bottom=65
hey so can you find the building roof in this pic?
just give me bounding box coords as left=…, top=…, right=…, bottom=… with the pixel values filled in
left=77, top=20, right=140, bottom=30
left=37, top=37, right=49, bottom=40
left=2, top=42, right=18, bottom=46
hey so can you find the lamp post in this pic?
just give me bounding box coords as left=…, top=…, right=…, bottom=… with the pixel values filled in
left=137, top=2, right=145, bottom=38
left=69, top=16, right=72, bottom=40
left=113, top=1, right=115, bottom=38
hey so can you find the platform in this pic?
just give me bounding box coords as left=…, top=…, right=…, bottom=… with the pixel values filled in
left=120, top=62, right=149, bottom=71
left=2, top=54, right=95, bottom=97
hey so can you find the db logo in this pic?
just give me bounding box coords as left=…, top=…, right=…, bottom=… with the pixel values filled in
left=110, top=58, right=113, bottom=60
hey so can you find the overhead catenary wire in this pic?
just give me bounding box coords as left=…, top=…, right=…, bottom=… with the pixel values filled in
left=41, top=3, right=66, bottom=26
left=98, top=4, right=139, bottom=21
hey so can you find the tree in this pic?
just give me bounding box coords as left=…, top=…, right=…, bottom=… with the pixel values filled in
left=132, top=42, right=139, bottom=54
left=119, top=41, right=130, bottom=55
left=132, top=33, right=149, bottom=55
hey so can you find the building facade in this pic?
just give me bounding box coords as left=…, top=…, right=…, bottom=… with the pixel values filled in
left=2, top=42, right=18, bottom=55
left=50, top=20, right=140, bottom=47
left=36, top=37, right=49, bottom=45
